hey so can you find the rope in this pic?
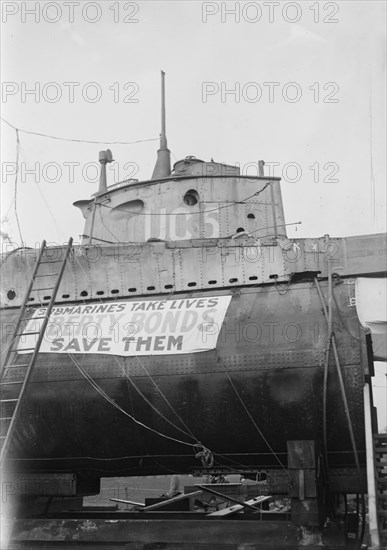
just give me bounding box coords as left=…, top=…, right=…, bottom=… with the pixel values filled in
left=114, top=356, right=197, bottom=442
left=134, top=355, right=197, bottom=440
left=68, top=353, right=194, bottom=449
left=68, top=353, right=215, bottom=469
left=219, top=359, right=289, bottom=474
left=1, top=117, right=158, bottom=145
left=13, top=129, right=23, bottom=245
left=98, top=182, right=274, bottom=216
left=314, top=277, right=366, bottom=547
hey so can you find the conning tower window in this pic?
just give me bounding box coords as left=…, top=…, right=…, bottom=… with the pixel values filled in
left=183, top=189, right=199, bottom=206
left=7, top=289, right=16, bottom=301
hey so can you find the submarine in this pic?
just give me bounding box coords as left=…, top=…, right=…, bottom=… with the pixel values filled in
left=0, top=73, right=386, bottom=543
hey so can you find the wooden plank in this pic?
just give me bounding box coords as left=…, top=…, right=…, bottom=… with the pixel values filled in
left=142, top=490, right=202, bottom=511
left=110, top=498, right=145, bottom=507
left=198, top=485, right=269, bottom=512
left=207, top=495, right=271, bottom=517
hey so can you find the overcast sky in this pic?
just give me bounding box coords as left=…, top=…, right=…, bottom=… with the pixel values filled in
left=1, top=1, right=386, bottom=425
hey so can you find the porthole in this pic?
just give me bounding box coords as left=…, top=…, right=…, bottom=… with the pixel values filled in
left=147, top=286, right=155, bottom=291
left=43, top=296, right=51, bottom=300
left=7, top=290, right=16, bottom=301
left=111, top=289, right=119, bottom=294
left=229, top=278, right=238, bottom=283
left=249, top=276, right=258, bottom=281
left=96, top=291, right=104, bottom=296
left=28, top=297, right=35, bottom=302
left=164, top=284, right=173, bottom=289
left=187, top=282, right=197, bottom=287
left=62, top=294, right=70, bottom=298
left=236, top=227, right=245, bottom=233
left=208, top=280, right=217, bottom=285
left=129, top=288, right=137, bottom=292
left=183, top=189, right=199, bottom=206
left=247, top=213, right=255, bottom=219
left=80, top=291, right=88, bottom=297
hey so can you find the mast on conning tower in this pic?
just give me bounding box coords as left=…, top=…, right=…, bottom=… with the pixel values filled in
left=152, top=71, right=171, bottom=179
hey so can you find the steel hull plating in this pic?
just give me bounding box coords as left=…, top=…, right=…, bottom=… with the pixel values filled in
left=2, top=280, right=368, bottom=476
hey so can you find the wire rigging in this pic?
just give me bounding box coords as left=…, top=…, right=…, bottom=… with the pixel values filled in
left=134, top=355, right=197, bottom=441
left=114, top=356, right=197, bottom=441
left=99, top=182, right=274, bottom=217
left=68, top=353, right=204, bottom=451
left=219, top=358, right=288, bottom=474
left=13, top=129, right=24, bottom=245
left=1, top=117, right=158, bottom=146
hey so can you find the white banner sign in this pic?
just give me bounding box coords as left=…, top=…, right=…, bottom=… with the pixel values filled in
left=18, top=296, right=231, bottom=356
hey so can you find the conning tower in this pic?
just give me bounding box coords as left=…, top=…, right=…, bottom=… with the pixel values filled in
left=74, top=73, right=286, bottom=245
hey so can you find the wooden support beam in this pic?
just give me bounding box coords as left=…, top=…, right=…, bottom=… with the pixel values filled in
left=207, top=495, right=271, bottom=517
left=197, top=485, right=270, bottom=512
left=110, top=498, right=145, bottom=507
left=141, top=490, right=202, bottom=511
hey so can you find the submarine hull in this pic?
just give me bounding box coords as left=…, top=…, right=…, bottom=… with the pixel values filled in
left=2, top=280, right=368, bottom=477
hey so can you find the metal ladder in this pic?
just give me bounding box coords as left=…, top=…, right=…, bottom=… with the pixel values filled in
left=0, top=238, right=73, bottom=462
left=374, top=433, right=387, bottom=546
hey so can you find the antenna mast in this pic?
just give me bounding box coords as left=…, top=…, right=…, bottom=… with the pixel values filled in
left=161, top=70, right=167, bottom=150
left=152, top=71, right=171, bottom=179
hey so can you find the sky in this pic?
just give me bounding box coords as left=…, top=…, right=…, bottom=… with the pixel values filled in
left=0, top=0, right=386, bottom=425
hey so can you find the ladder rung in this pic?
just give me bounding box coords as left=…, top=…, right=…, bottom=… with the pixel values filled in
left=0, top=399, right=18, bottom=403
left=0, top=417, right=13, bottom=421
left=35, top=273, right=59, bottom=277
left=0, top=381, right=23, bottom=386
left=4, top=364, right=30, bottom=369
left=21, top=316, right=46, bottom=320
left=39, top=260, right=63, bottom=264
left=10, top=348, right=35, bottom=352
left=15, top=331, right=40, bottom=336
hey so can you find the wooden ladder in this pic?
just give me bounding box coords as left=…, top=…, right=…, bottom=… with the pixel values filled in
left=374, top=433, right=387, bottom=546
left=0, top=238, right=73, bottom=462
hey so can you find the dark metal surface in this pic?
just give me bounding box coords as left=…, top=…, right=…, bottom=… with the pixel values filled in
left=0, top=280, right=369, bottom=483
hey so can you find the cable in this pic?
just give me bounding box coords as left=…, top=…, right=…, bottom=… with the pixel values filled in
left=13, top=129, right=23, bottom=244
left=1, top=117, right=158, bottom=145
left=244, top=221, right=302, bottom=237
left=97, top=205, right=120, bottom=243
left=99, top=182, right=274, bottom=216
left=68, top=353, right=193, bottom=448
left=117, top=357, right=249, bottom=470
left=133, top=358, right=256, bottom=472
left=114, top=356, right=198, bottom=441
left=219, top=358, right=288, bottom=474
left=314, top=277, right=366, bottom=548
left=134, top=355, right=197, bottom=440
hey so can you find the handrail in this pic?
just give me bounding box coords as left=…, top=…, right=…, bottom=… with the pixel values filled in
left=107, top=179, right=139, bottom=191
